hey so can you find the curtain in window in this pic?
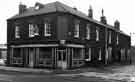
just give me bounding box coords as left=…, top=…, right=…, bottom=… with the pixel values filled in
left=29, top=24, right=39, bottom=37
left=15, top=26, right=20, bottom=38
left=44, top=22, right=51, bottom=36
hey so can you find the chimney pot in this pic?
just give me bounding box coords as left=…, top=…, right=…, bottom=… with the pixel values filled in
left=114, top=20, right=120, bottom=30
left=100, top=9, right=107, bottom=24
left=88, top=5, right=93, bottom=18
left=19, top=3, right=27, bottom=14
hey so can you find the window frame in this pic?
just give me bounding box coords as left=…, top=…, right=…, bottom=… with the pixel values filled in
left=86, top=24, right=90, bottom=40
left=98, top=48, right=102, bottom=61
left=116, top=34, right=119, bottom=45
left=108, top=47, right=112, bottom=60
left=29, top=24, right=39, bottom=37
left=88, top=48, right=91, bottom=61
left=74, top=22, right=80, bottom=38
left=12, top=48, right=23, bottom=64
left=15, top=25, right=20, bottom=38
left=96, top=27, right=99, bottom=41
left=109, top=31, right=112, bottom=44
left=73, top=48, right=82, bottom=59
left=44, top=22, right=51, bottom=37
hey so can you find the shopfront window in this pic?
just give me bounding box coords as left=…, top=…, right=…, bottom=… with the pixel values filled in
left=13, top=48, right=21, bottom=58
left=12, top=48, right=23, bottom=64
left=39, top=48, right=52, bottom=66
left=39, top=48, right=52, bottom=59
left=73, top=48, right=82, bottom=59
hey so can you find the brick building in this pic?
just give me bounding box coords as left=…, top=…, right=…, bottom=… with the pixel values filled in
left=7, top=1, right=131, bottom=69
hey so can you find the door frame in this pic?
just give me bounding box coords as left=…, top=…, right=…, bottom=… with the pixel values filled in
left=56, top=49, right=67, bottom=69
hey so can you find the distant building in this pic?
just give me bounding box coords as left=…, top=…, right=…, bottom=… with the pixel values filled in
left=7, top=1, right=131, bottom=69
left=0, top=44, right=7, bottom=59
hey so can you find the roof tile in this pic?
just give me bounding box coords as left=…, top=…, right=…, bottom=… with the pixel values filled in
left=8, top=1, right=129, bottom=36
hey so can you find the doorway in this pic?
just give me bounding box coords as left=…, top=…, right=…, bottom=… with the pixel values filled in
left=57, top=49, right=67, bottom=69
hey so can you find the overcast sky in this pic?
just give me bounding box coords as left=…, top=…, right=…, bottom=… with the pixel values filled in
left=0, top=0, right=135, bottom=45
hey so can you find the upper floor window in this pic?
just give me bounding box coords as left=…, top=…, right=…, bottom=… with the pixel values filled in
left=15, top=26, right=20, bottom=38
left=86, top=24, right=90, bottom=40
left=44, top=22, right=51, bottom=36
left=109, top=31, right=112, bottom=44
left=96, top=28, right=99, bottom=41
left=74, top=23, right=80, bottom=38
left=29, top=24, right=39, bottom=37
left=117, top=34, right=119, bottom=45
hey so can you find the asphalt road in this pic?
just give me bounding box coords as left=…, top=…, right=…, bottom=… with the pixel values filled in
left=0, top=70, right=125, bottom=82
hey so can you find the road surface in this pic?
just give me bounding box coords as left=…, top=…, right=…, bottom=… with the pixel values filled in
left=0, top=65, right=135, bottom=82
left=0, top=70, right=125, bottom=82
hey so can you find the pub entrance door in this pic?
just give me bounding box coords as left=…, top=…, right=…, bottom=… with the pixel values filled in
left=56, top=49, right=67, bottom=69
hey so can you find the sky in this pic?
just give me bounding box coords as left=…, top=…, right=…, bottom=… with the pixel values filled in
left=0, top=0, right=135, bottom=45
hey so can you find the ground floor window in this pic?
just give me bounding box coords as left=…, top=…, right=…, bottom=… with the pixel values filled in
left=108, top=47, right=112, bottom=62
left=98, top=48, right=102, bottom=61
left=13, top=48, right=21, bottom=58
left=85, top=48, right=91, bottom=61
left=39, top=48, right=52, bottom=66
left=73, top=48, right=82, bottom=59
left=12, top=48, right=23, bottom=64
left=39, top=48, right=52, bottom=59
left=72, top=48, right=84, bottom=67
left=120, top=48, right=125, bottom=61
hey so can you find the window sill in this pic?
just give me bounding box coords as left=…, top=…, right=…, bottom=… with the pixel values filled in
left=85, top=59, right=91, bottom=61
left=86, top=38, right=91, bottom=40
left=96, top=40, right=100, bottom=41
left=74, top=37, right=80, bottom=39
left=44, top=34, right=51, bottom=37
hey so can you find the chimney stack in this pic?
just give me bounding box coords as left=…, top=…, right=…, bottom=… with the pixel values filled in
left=100, top=9, right=107, bottom=24
left=19, top=3, right=27, bottom=14
left=114, top=20, right=120, bottom=30
left=88, top=5, right=93, bottom=18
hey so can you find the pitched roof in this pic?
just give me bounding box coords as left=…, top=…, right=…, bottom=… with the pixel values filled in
left=8, top=1, right=110, bottom=27
left=9, top=1, right=91, bottom=20
left=8, top=1, right=129, bottom=36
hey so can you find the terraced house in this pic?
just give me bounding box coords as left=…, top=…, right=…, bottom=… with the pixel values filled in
left=7, top=1, right=131, bottom=69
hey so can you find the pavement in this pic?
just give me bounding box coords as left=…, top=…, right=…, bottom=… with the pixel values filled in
left=0, top=65, right=52, bottom=74
left=0, top=64, right=135, bottom=82
left=57, top=64, right=135, bottom=82
left=0, top=65, right=114, bottom=74
left=0, top=65, right=124, bottom=82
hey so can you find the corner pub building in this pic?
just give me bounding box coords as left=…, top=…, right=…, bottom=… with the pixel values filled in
left=7, top=1, right=131, bottom=69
